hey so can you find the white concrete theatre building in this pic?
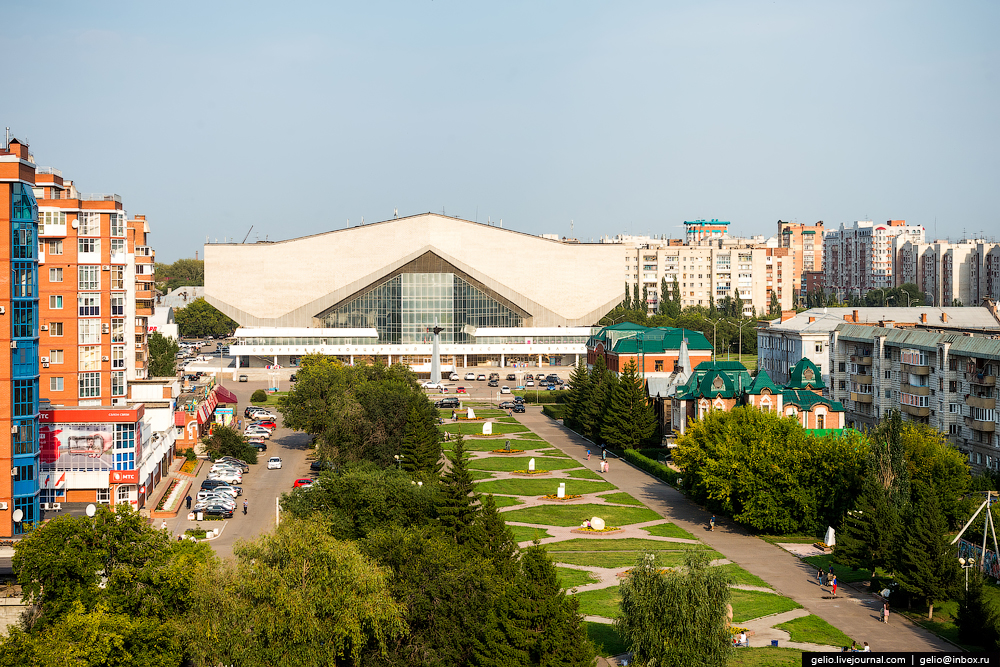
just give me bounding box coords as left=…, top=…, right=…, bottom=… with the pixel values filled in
left=204, top=214, right=627, bottom=374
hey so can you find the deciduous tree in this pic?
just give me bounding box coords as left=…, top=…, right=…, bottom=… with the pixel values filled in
left=173, top=297, right=237, bottom=338
left=147, top=331, right=178, bottom=377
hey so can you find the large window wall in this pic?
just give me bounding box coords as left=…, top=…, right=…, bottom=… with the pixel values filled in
left=323, top=272, right=522, bottom=344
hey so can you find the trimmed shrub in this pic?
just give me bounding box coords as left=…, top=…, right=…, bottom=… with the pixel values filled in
left=620, top=449, right=678, bottom=487
left=542, top=404, right=567, bottom=420
left=250, top=389, right=267, bottom=403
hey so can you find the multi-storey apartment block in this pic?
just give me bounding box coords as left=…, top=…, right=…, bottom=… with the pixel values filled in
left=896, top=239, right=985, bottom=307
left=824, top=220, right=925, bottom=301
left=32, top=169, right=154, bottom=406
left=830, top=323, right=1000, bottom=471
left=622, top=241, right=793, bottom=317
left=684, top=219, right=730, bottom=244
left=1, top=136, right=41, bottom=536
left=778, top=220, right=824, bottom=303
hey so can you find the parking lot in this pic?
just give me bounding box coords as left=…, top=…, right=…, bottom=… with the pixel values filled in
left=427, top=367, right=573, bottom=405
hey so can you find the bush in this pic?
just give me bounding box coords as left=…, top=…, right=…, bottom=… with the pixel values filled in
left=542, top=404, right=567, bottom=420
left=621, top=449, right=678, bottom=487
left=250, top=389, right=268, bottom=403
left=513, top=391, right=567, bottom=404
left=201, top=425, right=259, bottom=465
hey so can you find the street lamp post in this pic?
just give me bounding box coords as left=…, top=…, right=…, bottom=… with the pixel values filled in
left=959, top=557, right=977, bottom=592
left=708, top=318, right=723, bottom=362
left=393, top=454, right=404, bottom=470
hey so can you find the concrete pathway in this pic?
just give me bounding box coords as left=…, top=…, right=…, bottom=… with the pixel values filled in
left=515, top=408, right=956, bottom=653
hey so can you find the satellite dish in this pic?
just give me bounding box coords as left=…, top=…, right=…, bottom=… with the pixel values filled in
left=11, top=509, right=23, bottom=523
left=85, top=504, right=97, bottom=517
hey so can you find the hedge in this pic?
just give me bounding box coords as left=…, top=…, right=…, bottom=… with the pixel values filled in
left=541, top=404, right=567, bottom=420
left=620, top=449, right=679, bottom=487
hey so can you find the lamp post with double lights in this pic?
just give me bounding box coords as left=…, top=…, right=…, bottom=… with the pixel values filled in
left=959, top=556, right=976, bottom=592
left=393, top=454, right=404, bottom=470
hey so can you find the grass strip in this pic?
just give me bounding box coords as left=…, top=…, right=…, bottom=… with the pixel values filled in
left=545, top=538, right=707, bottom=552
left=801, top=555, right=871, bottom=584
left=501, top=503, right=662, bottom=527
left=642, top=522, right=696, bottom=540
left=583, top=621, right=627, bottom=658
left=468, top=456, right=582, bottom=472
left=551, top=550, right=723, bottom=569
left=469, top=470, right=496, bottom=481
left=475, top=478, right=616, bottom=496
left=490, top=495, right=523, bottom=508
left=556, top=566, right=599, bottom=589
left=774, top=614, right=856, bottom=648
left=596, top=492, right=644, bottom=506
left=572, top=586, right=620, bottom=619
left=440, top=422, right=528, bottom=436
left=714, top=563, right=773, bottom=589
left=566, top=468, right=605, bottom=480
left=730, top=589, right=802, bottom=623
left=508, top=524, right=553, bottom=543
left=730, top=647, right=805, bottom=666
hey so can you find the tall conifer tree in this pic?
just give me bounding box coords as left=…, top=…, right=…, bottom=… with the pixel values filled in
left=437, top=434, right=478, bottom=544
left=602, top=359, right=655, bottom=449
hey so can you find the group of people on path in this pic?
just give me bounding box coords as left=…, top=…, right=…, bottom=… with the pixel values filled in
left=587, top=447, right=611, bottom=473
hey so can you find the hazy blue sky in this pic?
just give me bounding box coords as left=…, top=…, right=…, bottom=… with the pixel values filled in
left=4, top=1, right=998, bottom=261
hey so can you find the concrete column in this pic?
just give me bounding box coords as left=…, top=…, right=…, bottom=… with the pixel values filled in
left=350, top=355, right=354, bottom=365
left=235, top=356, right=240, bottom=369
left=500, top=353, right=505, bottom=367
left=464, top=354, right=468, bottom=368
left=575, top=353, right=580, bottom=366
left=538, top=354, right=542, bottom=367
left=387, top=355, right=392, bottom=365
left=273, top=355, right=278, bottom=366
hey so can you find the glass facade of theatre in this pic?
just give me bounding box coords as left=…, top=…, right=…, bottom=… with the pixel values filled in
left=10, top=182, right=40, bottom=534
left=323, top=273, right=522, bottom=344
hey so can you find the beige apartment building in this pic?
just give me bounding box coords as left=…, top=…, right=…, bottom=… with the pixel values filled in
left=777, top=220, right=824, bottom=303
left=824, top=220, right=925, bottom=301
left=829, top=323, right=1000, bottom=472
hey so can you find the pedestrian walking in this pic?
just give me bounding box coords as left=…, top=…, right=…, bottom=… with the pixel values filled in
left=186, top=495, right=192, bottom=510
left=160, top=520, right=168, bottom=531
left=605, top=459, right=610, bottom=472
left=882, top=603, right=889, bottom=624
left=243, top=499, right=248, bottom=515
left=587, top=449, right=591, bottom=460
left=710, top=515, right=716, bottom=532
left=831, top=575, right=837, bottom=597
left=817, top=568, right=823, bottom=586
left=602, top=447, right=607, bottom=461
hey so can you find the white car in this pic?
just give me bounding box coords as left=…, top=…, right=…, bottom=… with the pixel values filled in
left=250, top=410, right=277, bottom=421
left=208, top=472, right=243, bottom=484
left=500, top=386, right=511, bottom=394
left=421, top=381, right=442, bottom=390
left=449, top=373, right=460, bottom=381
left=464, top=372, right=476, bottom=381
left=209, top=485, right=240, bottom=498
left=267, top=457, right=282, bottom=470
left=244, top=427, right=271, bottom=439
left=209, top=465, right=242, bottom=476
left=526, top=380, right=534, bottom=387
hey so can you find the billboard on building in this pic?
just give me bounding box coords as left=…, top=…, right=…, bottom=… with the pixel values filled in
left=40, top=423, right=115, bottom=470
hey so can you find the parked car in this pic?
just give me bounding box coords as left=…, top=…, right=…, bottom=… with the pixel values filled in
left=249, top=420, right=276, bottom=430
left=464, top=372, right=476, bottom=381
left=506, top=374, right=516, bottom=381
left=201, top=479, right=235, bottom=492
left=209, top=464, right=243, bottom=477
left=208, top=471, right=243, bottom=485
left=500, top=386, right=511, bottom=394
left=209, top=483, right=242, bottom=497
left=251, top=410, right=277, bottom=421
left=195, top=494, right=236, bottom=510
left=513, top=404, right=526, bottom=413
left=477, top=374, right=486, bottom=381
left=310, top=460, right=336, bottom=472
left=526, top=374, right=534, bottom=380
left=513, top=396, right=524, bottom=404
left=435, top=397, right=460, bottom=408
left=538, top=380, right=548, bottom=387
left=293, top=478, right=313, bottom=488
left=247, top=439, right=267, bottom=452
left=421, top=381, right=443, bottom=390
left=456, top=386, right=467, bottom=394
left=201, top=504, right=234, bottom=519
left=290, top=373, right=297, bottom=382
left=499, top=401, right=516, bottom=410
left=267, top=457, right=283, bottom=470
left=450, top=373, right=461, bottom=381
left=244, top=427, right=271, bottom=439
left=215, top=456, right=249, bottom=469
left=487, top=379, right=499, bottom=387
left=526, top=380, right=534, bottom=387
left=547, top=384, right=557, bottom=390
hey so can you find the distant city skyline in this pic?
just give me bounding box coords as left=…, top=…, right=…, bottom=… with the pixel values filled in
left=4, top=0, right=998, bottom=262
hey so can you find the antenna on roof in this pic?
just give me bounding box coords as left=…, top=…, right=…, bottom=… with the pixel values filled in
left=394, top=208, right=398, bottom=219
left=242, top=225, right=253, bottom=243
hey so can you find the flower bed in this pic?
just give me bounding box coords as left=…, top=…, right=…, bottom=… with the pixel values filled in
left=510, top=470, right=552, bottom=476
left=540, top=494, right=583, bottom=501
left=570, top=526, right=622, bottom=535
left=491, top=449, right=525, bottom=455
left=185, top=526, right=208, bottom=539
left=156, top=480, right=180, bottom=511
left=177, top=459, right=202, bottom=478
left=150, top=479, right=191, bottom=518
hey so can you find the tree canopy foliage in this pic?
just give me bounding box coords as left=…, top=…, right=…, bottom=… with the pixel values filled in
left=147, top=331, right=178, bottom=377
left=154, top=258, right=203, bottom=293
left=173, top=297, right=237, bottom=338
left=673, top=407, right=868, bottom=534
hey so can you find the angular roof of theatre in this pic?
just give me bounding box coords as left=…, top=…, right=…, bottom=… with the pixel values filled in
left=204, top=213, right=626, bottom=328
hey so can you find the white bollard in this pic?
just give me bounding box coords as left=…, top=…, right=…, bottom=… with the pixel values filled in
left=557, top=483, right=565, bottom=498
left=528, top=458, right=535, bottom=472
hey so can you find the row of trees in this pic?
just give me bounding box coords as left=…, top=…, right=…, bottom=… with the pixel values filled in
left=173, top=297, right=238, bottom=339
left=563, top=358, right=657, bottom=450
left=154, top=258, right=204, bottom=294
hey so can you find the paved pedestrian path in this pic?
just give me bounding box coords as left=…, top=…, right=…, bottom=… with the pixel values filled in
left=515, top=408, right=955, bottom=653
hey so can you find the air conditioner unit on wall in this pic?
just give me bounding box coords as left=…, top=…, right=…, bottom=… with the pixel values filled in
left=42, top=362, right=49, bottom=368
left=40, top=324, right=48, bottom=331
left=40, top=356, right=49, bottom=363
left=102, top=356, right=110, bottom=362
left=102, top=265, right=110, bottom=271
left=102, top=324, right=110, bottom=333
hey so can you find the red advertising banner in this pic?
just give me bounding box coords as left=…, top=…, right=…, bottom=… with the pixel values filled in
left=40, top=406, right=144, bottom=423
left=109, top=470, right=139, bottom=484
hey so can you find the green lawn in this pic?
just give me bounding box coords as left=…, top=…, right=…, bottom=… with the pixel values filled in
left=250, top=391, right=289, bottom=406
left=550, top=549, right=722, bottom=569
left=597, top=492, right=644, bottom=506
left=801, top=555, right=871, bottom=584
left=508, top=525, right=553, bottom=543
left=730, top=647, right=805, bottom=667
left=468, top=456, right=582, bottom=472
left=774, top=614, right=855, bottom=648
left=714, top=564, right=773, bottom=589
left=474, top=478, right=617, bottom=496
left=566, top=468, right=605, bottom=480
left=469, top=470, right=496, bottom=481
left=555, top=567, right=599, bottom=589
left=490, top=495, right=523, bottom=508
left=730, top=589, right=802, bottom=623
left=584, top=622, right=627, bottom=658
left=438, top=408, right=510, bottom=419
left=642, top=522, right=696, bottom=540
left=501, top=503, right=662, bottom=527
left=532, top=448, right=570, bottom=457
left=514, top=433, right=545, bottom=441
left=572, top=586, right=620, bottom=619
left=443, top=439, right=518, bottom=452
left=440, top=422, right=529, bottom=436
left=544, top=538, right=705, bottom=553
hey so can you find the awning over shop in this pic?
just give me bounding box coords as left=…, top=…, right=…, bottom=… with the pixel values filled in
left=213, top=385, right=239, bottom=404
left=174, top=412, right=187, bottom=427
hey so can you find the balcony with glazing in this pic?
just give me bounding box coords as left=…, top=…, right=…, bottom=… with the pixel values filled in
left=968, top=372, right=997, bottom=388
left=965, top=416, right=996, bottom=433
left=901, top=362, right=930, bottom=376
left=901, top=404, right=930, bottom=417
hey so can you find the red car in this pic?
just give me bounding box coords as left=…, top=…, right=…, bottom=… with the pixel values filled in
left=250, top=420, right=276, bottom=430
left=456, top=386, right=467, bottom=394
left=293, top=478, right=313, bottom=488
